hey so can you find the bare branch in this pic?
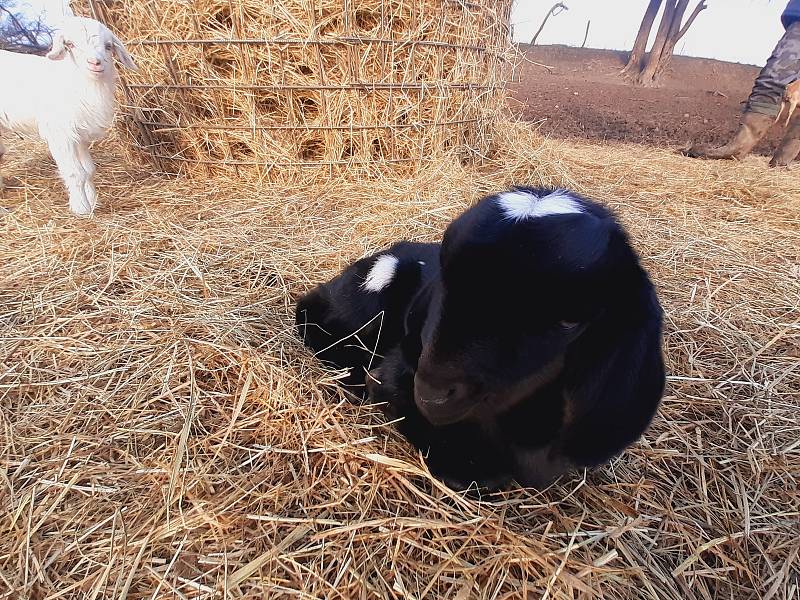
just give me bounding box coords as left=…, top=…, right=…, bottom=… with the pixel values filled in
left=0, top=1, right=52, bottom=54
left=676, top=0, right=708, bottom=42
left=530, top=2, right=569, bottom=46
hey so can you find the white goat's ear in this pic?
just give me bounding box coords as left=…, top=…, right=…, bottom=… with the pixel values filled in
left=47, top=32, right=68, bottom=61
left=111, top=33, right=138, bottom=71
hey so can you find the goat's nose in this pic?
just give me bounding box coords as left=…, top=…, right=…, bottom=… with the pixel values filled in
left=88, top=57, right=101, bottom=66
left=414, top=374, right=473, bottom=425
left=414, top=374, right=470, bottom=405
left=414, top=373, right=471, bottom=406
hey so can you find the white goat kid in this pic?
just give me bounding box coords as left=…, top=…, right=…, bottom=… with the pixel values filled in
left=0, top=16, right=136, bottom=215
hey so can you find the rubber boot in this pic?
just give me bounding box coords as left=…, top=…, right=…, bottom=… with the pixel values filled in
left=684, top=112, right=774, bottom=160
left=770, top=114, right=800, bottom=167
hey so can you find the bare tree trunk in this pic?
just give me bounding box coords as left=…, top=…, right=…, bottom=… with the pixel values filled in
left=581, top=20, right=591, bottom=48
left=530, top=2, right=568, bottom=45
left=621, top=0, right=663, bottom=77
left=655, top=0, right=708, bottom=78
left=659, top=0, right=690, bottom=59
left=636, top=0, right=677, bottom=85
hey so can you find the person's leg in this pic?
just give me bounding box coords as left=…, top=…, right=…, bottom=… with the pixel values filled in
left=770, top=112, right=800, bottom=166
left=684, top=112, right=774, bottom=160
left=685, top=22, right=800, bottom=160
left=746, top=22, right=800, bottom=118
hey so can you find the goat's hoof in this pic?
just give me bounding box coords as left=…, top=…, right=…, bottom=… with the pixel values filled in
left=70, top=205, right=95, bottom=217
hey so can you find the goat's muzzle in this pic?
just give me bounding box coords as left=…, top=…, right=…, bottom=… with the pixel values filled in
left=87, top=58, right=105, bottom=74
left=414, top=371, right=475, bottom=426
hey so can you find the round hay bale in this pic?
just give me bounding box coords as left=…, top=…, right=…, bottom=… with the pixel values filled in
left=86, top=0, right=515, bottom=178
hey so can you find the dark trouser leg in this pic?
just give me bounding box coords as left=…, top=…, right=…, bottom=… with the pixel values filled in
left=746, top=22, right=800, bottom=117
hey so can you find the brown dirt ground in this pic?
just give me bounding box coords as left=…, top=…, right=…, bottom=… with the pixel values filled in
left=512, top=45, right=790, bottom=158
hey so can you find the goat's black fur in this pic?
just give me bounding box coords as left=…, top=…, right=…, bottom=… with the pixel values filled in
left=295, top=188, right=665, bottom=491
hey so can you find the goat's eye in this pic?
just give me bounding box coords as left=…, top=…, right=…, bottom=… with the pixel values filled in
left=105, top=42, right=113, bottom=50
left=559, top=320, right=580, bottom=330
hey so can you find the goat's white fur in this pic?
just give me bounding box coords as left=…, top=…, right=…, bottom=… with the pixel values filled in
left=59, top=0, right=76, bottom=18
left=497, top=189, right=584, bottom=221
left=363, top=254, right=400, bottom=293
left=0, top=16, right=136, bottom=215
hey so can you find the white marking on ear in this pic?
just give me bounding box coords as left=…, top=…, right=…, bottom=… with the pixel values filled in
left=362, top=254, right=399, bottom=293
left=497, top=189, right=583, bottom=221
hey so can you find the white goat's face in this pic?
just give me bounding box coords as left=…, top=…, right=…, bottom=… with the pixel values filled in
left=47, top=16, right=137, bottom=78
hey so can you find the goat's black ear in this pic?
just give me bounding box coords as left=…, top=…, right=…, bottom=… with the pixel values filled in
left=558, top=285, right=665, bottom=467
left=294, top=288, right=331, bottom=350
left=399, top=283, right=433, bottom=367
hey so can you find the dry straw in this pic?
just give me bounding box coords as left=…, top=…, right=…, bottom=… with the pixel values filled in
left=0, top=120, right=798, bottom=598
left=85, top=0, right=515, bottom=178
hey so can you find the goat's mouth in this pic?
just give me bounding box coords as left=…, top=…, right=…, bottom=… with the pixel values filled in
left=87, top=65, right=105, bottom=74
left=415, top=395, right=475, bottom=426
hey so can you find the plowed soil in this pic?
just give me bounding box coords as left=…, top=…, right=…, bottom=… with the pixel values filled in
left=512, top=45, right=788, bottom=157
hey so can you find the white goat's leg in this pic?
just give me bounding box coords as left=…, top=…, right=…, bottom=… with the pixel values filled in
left=46, top=138, right=92, bottom=216
left=76, top=143, right=98, bottom=212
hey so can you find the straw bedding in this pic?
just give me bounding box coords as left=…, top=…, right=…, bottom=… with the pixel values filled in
left=0, top=122, right=798, bottom=598
left=85, top=0, right=514, bottom=176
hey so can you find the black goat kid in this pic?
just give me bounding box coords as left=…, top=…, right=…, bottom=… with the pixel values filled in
left=295, top=188, right=665, bottom=491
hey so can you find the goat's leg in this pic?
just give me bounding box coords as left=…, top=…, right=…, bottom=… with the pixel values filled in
left=75, top=143, right=98, bottom=212
left=787, top=99, right=798, bottom=126
left=771, top=113, right=800, bottom=167
left=512, top=445, right=575, bottom=491
left=46, top=138, right=92, bottom=216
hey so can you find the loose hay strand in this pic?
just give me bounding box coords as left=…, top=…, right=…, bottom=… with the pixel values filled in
left=0, top=121, right=799, bottom=598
